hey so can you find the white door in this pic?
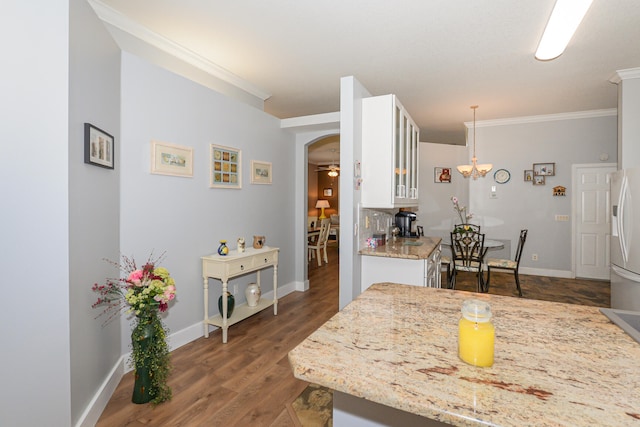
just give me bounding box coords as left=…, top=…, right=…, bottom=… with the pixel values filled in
left=574, top=164, right=616, bottom=279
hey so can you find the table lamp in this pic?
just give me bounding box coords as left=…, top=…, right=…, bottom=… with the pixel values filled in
left=316, top=200, right=330, bottom=219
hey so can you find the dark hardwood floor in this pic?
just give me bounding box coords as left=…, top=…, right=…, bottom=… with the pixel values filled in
left=96, top=245, right=609, bottom=426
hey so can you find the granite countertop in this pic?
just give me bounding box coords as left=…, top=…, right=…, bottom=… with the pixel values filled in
left=288, top=283, right=640, bottom=426
left=359, top=236, right=441, bottom=260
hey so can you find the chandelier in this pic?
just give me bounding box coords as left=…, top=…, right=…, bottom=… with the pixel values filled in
left=457, top=105, right=492, bottom=180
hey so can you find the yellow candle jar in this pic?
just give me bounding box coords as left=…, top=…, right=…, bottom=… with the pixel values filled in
left=458, top=299, right=494, bottom=367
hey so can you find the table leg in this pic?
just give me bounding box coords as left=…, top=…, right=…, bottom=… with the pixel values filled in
left=222, top=279, right=228, bottom=343
left=203, top=277, right=209, bottom=338
left=273, top=264, right=278, bottom=315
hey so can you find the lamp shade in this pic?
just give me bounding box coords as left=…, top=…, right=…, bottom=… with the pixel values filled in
left=315, top=200, right=330, bottom=209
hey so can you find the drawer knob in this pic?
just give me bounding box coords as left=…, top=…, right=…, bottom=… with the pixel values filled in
left=240, top=265, right=244, bottom=270
left=264, top=258, right=268, bottom=263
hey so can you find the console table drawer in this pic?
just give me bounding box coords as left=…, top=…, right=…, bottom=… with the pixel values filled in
left=226, top=257, right=254, bottom=275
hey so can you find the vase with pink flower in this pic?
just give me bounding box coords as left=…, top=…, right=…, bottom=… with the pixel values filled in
left=451, top=196, right=474, bottom=232
left=91, top=252, right=177, bottom=404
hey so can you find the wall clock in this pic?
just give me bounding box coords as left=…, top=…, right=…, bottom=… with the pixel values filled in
left=494, top=168, right=510, bottom=184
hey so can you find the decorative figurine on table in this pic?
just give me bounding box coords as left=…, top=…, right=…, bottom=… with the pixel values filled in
left=217, top=240, right=229, bottom=256
left=253, top=235, right=266, bottom=249
left=237, top=237, right=245, bottom=253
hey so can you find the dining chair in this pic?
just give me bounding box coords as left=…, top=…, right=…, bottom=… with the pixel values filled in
left=450, top=229, right=485, bottom=292
left=308, top=218, right=332, bottom=266
left=485, top=229, right=528, bottom=297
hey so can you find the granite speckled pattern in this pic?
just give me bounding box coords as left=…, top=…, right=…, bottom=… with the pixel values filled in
left=359, top=236, right=441, bottom=260
left=289, top=283, right=640, bottom=426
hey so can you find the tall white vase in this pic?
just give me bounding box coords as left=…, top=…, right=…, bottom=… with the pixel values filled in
left=245, top=283, right=261, bottom=307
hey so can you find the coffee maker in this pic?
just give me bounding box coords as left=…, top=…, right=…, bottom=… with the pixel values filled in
left=395, top=211, right=418, bottom=237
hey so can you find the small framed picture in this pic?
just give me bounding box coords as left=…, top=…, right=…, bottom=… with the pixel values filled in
left=434, top=167, right=451, bottom=183
left=210, top=144, right=241, bottom=189
left=533, top=163, right=555, bottom=176
left=250, top=160, right=272, bottom=185
left=150, top=140, right=194, bottom=177
left=84, top=123, right=114, bottom=169
left=323, top=188, right=333, bottom=197
left=533, top=175, right=546, bottom=186
left=524, top=170, right=534, bottom=182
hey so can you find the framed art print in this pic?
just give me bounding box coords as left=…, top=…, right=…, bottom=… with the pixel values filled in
left=150, top=140, right=194, bottom=177
left=434, top=167, right=452, bottom=183
left=210, top=144, right=241, bottom=189
left=84, top=123, right=114, bottom=169
left=533, top=162, right=555, bottom=176
left=250, top=160, right=272, bottom=184
left=323, top=188, right=333, bottom=197
left=524, top=170, right=534, bottom=182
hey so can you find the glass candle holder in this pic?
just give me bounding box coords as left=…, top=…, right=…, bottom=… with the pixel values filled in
left=458, top=299, right=494, bottom=367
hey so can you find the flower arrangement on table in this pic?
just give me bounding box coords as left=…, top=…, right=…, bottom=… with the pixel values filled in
left=91, top=252, right=176, bottom=404
left=451, top=196, right=474, bottom=231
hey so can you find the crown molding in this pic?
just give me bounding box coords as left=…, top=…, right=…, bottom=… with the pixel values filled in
left=609, top=67, right=640, bottom=84
left=87, top=0, right=271, bottom=101
left=464, top=108, right=617, bottom=128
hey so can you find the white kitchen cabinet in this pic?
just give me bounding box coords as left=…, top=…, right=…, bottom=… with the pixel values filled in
left=360, top=245, right=441, bottom=292
left=362, top=94, right=419, bottom=208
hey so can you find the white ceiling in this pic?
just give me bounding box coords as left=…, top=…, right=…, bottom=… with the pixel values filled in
left=97, top=0, right=640, bottom=147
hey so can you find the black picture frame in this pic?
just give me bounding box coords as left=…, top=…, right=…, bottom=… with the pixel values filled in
left=84, top=123, right=114, bottom=169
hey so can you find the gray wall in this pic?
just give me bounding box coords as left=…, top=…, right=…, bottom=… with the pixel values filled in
left=118, top=52, right=296, bottom=349
left=69, top=0, right=122, bottom=423
left=420, top=113, right=617, bottom=276
left=1, top=1, right=72, bottom=426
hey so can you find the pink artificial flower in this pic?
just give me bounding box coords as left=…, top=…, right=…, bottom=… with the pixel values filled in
left=451, top=196, right=458, bottom=204
left=127, top=269, right=144, bottom=286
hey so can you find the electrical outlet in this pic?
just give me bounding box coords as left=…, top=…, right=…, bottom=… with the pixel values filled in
left=532, top=254, right=538, bottom=261
left=555, top=214, right=570, bottom=221
left=233, top=284, right=238, bottom=295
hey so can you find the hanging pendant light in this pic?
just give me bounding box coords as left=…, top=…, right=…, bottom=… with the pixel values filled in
left=457, top=105, right=492, bottom=180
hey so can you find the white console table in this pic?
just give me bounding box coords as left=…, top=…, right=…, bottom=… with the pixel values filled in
left=201, top=246, right=279, bottom=343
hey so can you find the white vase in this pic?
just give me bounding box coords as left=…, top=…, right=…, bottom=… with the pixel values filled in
left=245, top=283, right=261, bottom=307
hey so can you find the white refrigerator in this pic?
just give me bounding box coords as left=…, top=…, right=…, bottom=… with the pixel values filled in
left=610, top=168, right=640, bottom=311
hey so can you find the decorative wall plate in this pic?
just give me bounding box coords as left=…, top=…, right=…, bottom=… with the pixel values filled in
left=494, top=168, right=510, bottom=184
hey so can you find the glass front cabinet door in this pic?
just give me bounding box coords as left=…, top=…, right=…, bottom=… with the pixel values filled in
left=363, top=94, right=419, bottom=208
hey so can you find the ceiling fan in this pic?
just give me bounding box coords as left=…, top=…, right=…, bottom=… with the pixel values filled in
left=315, top=149, right=340, bottom=174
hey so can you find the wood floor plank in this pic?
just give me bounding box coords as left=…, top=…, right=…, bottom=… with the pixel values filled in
left=97, top=245, right=609, bottom=426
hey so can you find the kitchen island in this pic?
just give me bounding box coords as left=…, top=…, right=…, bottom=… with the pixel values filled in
left=288, top=283, right=640, bottom=426
left=360, top=236, right=442, bottom=290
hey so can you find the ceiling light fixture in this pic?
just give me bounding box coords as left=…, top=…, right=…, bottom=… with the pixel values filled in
left=457, top=105, right=492, bottom=180
left=535, top=0, right=594, bottom=61
left=328, top=169, right=338, bottom=177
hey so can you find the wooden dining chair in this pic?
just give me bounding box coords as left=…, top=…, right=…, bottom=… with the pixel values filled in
left=308, top=219, right=331, bottom=267
left=485, top=229, right=528, bottom=297
left=450, top=229, right=485, bottom=292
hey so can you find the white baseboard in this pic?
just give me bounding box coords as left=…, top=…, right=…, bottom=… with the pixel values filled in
left=76, top=355, right=125, bottom=427
left=77, top=281, right=298, bottom=427
left=519, top=267, right=574, bottom=278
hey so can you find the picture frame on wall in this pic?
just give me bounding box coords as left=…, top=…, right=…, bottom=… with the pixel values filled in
left=323, top=188, right=333, bottom=197
left=533, top=175, right=546, bottom=185
left=250, top=160, right=272, bottom=184
left=434, top=167, right=452, bottom=183
left=524, top=170, right=534, bottom=182
left=150, top=140, right=194, bottom=177
left=533, top=162, right=555, bottom=176
left=210, top=144, right=242, bottom=189
left=84, top=123, right=114, bottom=169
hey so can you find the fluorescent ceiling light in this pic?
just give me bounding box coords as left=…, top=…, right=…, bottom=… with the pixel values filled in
left=535, top=0, right=594, bottom=61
